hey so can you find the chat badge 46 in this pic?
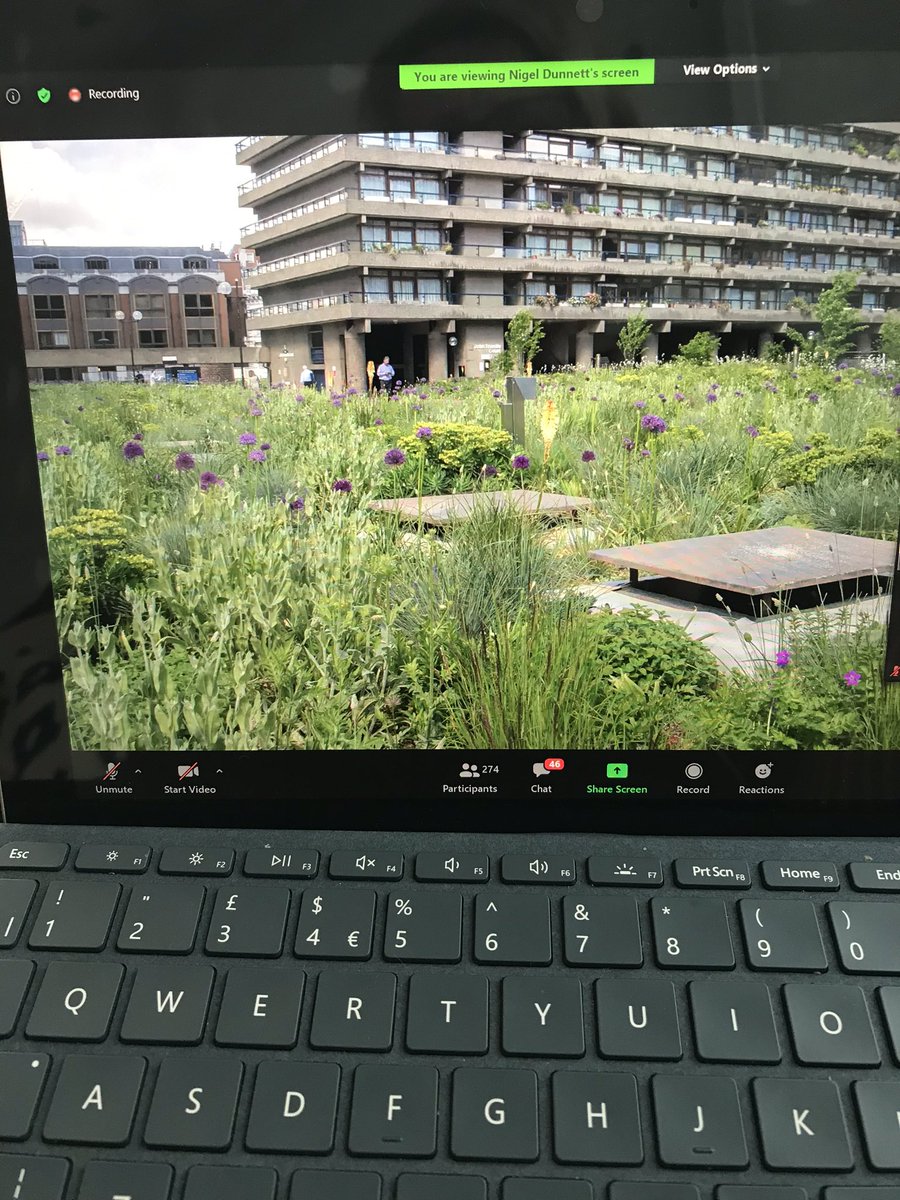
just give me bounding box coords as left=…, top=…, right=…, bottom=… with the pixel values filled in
left=533, top=757, right=565, bottom=778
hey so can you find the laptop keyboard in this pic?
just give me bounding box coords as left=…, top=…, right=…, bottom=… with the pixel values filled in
left=2, top=833, right=900, bottom=1199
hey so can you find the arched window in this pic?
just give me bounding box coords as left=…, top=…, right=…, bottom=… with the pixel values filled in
left=183, top=256, right=208, bottom=270
left=84, top=256, right=109, bottom=271
left=32, top=256, right=59, bottom=271
left=134, top=256, right=159, bottom=270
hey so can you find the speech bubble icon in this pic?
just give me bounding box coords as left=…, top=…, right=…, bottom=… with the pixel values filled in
left=533, top=762, right=550, bottom=777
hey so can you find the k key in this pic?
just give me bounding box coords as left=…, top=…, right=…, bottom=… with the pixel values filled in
left=384, top=891, right=462, bottom=962
left=753, top=1077, right=853, bottom=1171
left=563, top=895, right=643, bottom=967
left=474, top=893, right=551, bottom=965
left=296, top=887, right=375, bottom=960
left=29, top=880, right=120, bottom=951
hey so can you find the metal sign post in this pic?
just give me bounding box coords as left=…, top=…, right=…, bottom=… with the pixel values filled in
left=885, top=516, right=900, bottom=683
left=498, top=376, right=538, bottom=447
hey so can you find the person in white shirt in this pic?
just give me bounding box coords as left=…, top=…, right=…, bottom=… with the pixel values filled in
left=299, top=364, right=315, bottom=386
left=376, top=356, right=396, bottom=389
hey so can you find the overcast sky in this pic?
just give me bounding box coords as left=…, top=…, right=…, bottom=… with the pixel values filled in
left=1, top=138, right=251, bottom=250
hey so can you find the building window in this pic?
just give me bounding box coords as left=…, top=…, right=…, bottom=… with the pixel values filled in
left=84, top=294, right=117, bottom=318
left=84, top=256, right=109, bottom=271
left=364, top=272, right=445, bottom=302
left=41, top=367, right=75, bottom=383
left=360, top=131, right=445, bottom=152
left=37, top=330, right=70, bottom=348
left=360, top=168, right=442, bottom=202
left=184, top=294, right=215, bottom=317
left=134, top=294, right=167, bottom=315
left=32, top=256, right=60, bottom=271
left=89, top=330, right=118, bottom=348
left=32, top=294, right=66, bottom=318
left=362, top=221, right=442, bottom=251
left=308, top=327, right=325, bottom=365
left=183, top=256, right=208, bottom=270
left=187, top=329, right=217, bottom=346
left=134, top=256, right=160, bottom=270
left=138, top=329, right=168, bottom=348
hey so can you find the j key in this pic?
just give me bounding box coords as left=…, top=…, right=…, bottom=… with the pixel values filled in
left=330, top=851, right=404, bottom=880
left=829, top=901, right=900, bottom=974
left=290, top=1170, right=382, bottom=1200
left=206, top=885, right=290, bottom=956
left=502, top=854, right=576, bottom=884
left=0, top=879, right=36, bottom=947
left=652, top=896, right=734, bottom=969
left=588, top=856, right=663, bottom=887
left=348, top=1064, right=438, bottom=1157
left=652, top=1074, right=749, bottom=1167
left=384, top=891, right=462, bottom=962
left=784, top=983, right=880, bottom=1066
left=451, top=1067, right=539, bottom=1162
left=295, top=887, right=375, bottom=960
left=503, top=1183, right=593, bottom=1199
left=854, top=1080, right=900, bottom=1170
left=502, top=976, right=585, bottom=1057
left=674, top=860, right=751, bottom=889
left=405, top=974, right=489, bottom=1055
left=43, top=1054, right=146, bottom=1145
left=611, top=1189, right=699, bottom=1200
left=880, top=988, right=900, bottom=1063
left=158, top=846, right=234, bottom=876
left=75, top=844, right=151, bottom=873
left=117, top=882, right=205, bottom=953
left=26, top=961, right=123, bottom=1041
left=29, top=880, right=120, bottom=951
left=0, top=1155, right=70, bottom=1200
left=79, top=1159, right=173, bottom=1200
left=244, top=848, right=319, bottom=878
left=119, top=963, right=215, bottom=1044
left=0, top=1052, right=50, bottom=1139
left=246, top=1061, right=340, bottom=1153
left=0, top=841, right=68, bottom=870
left=739, top=899, right=827, bottom=972
left=753, top=1077, right=853, bottom=1171
left=474, top=893, right=551, bottom=965
left=596, top=979, right=682, bottom=1060
left=416, top=852, right=490, bottom=882
left=397, top=1174, right=487, bottom=1200
left=144, top=1057, right=243, bottom=1149
left=563, top=894, right=643, bottom=967
left=215, top=966, right=305, bottom=1048
left=849, top=862, right=900, bottom=892
left=310, top=971, right=396, bottom=1051
left=762, top=860, right=840, bottom=890
left=184, top=1165, right=278, bottom=1200
left=0, top=959, right=34, bottom=1037
left=552, top=1070, right=643, bottom=1165
left=689, top=980, right=781, bottom=1063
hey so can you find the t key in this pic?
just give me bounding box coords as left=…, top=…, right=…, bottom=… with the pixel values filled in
left=652, top=896, right=734, bottom=969
left=117, top=882, right=205, bottom=953
left=29, top=881, right=120, bottom=951
left=474, top=894, right=551, bottom=965
left=829, top=902, right=900, bottom=974
left=295, top=887, right=375, bottom=960
left=385, top=891, right=462, bottom=962
left=739, top=899, right=827, bottom=972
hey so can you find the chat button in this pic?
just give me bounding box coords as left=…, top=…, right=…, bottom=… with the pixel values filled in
left=533, top=757, right=565, bottom=777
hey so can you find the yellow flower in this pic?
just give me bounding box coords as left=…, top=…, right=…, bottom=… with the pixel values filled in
left=539, top=396, right=560, bottom=464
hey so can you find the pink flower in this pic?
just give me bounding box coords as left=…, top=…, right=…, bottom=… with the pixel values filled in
left=842, top=670, right=862, bottom=687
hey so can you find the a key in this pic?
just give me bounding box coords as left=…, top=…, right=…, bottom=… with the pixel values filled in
left=78, top=1160, right=173, bottom=1200
left=652, top=1074, right=749, bottom=1167
left=880, top=988, right=900, bottom=1063
left=289, top=1170, right=382, bottom=1199
left=405, top=973, right=489, bottom=1055
left=674, top=859, right=751, bottom=889
left=451, top=1067, right=539, bottom=1161
left=415, top=852, right=489, bottom=882
left=609, top=1184, right=700, bottom=1200
left=753, top=1077, right=853, bottom=1171
left=215, top=965, right=304, bottom=1048
left=117, top=883, right=205, bottom=953
left=652, top=896, right=734, bottom=969
left=829, top=901, right=900, bottom=974
left=0, top=1155, right=70, bottom=1200
left=348, top=1064, right=438, bottom=1157
left=502, top=976, right=584, bottom=1057
left=206, top=885, right=290, bottom=956
left=310, top=971, right=396, bottom=1050
left=563, top=894, right=642, bottom=967
left=158, top=846, right=234, bottom=876
left=739, top=898, right=827, bottom=971
left=501, top=853, right=576, bottom=884
left=474, top=893, right=551, bottom=965
left=503, top=1182, right=593, bottom=1199
left=551, top=1070, right=643, bottom=1164
left=0, top=880, right=37, bottom=947
left=762, top=860, right=839, bottom=890
left=0, top=959, right=34, bottom=1037
left=183, top=1165, right=278, bottom=1200
left=26, top=961, right=123, bottom=1041
left=385, top=891, right=462, bottom=962
left=587, top=856, right=663, bottom=887
left=43, top=1054, right=146, bottom=1145
left=849, top=862, right=900, bottom=892
left=784, top=982, right=880, bottom=1065
left=330, top=852, right=403, bottom=880
left=119, top=964, right=215, bottom=1044
left=689, top=980, right=781, bottom=1063
left=854, top=1080, right=900, bottom=1170
left=75, top=845, right=151, bottom=873
left=246, top=1061, right=341, bottom=1153
left=29, top=880, right=120, bottom=951
left=143, top=1057, right=243, bottom=1149
left=596, top=979, right=682, bottom=1060
left=0, top=1052, right=50, bottom=1139
left=0, top=842, right=68, bottom=870
left=295, top=887, right=375, bottom=960
left=397, top=1174, right=487, bottom=1200
left=244, top=848, right=319, bottom=878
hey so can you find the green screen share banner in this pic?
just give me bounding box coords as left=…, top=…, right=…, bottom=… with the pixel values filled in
left=399, top=59, right=655, bottom=90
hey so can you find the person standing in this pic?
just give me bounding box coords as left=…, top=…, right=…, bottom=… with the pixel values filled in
left=299, top=364, right=315, bottom=387
left=376, top=355, right=395, bottom=390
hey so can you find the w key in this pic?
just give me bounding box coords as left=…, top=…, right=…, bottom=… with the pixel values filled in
left=385, top=892, right=462, bottom=962
left=29, top=881, right=120, bottom=951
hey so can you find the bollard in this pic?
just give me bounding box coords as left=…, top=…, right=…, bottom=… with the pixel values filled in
left=498, top=376, right=538, bottom=447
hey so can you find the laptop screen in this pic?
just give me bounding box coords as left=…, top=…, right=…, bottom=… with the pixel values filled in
left=0, top=0, right=897, bottom=829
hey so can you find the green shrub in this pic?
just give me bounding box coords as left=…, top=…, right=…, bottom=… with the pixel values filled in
left=677, top=331, right=720, bottom=364
left=396, top=422, right=513, bottom=481
left=48, top=507, right=154, bottom=622
left=778, top=428, right=900, bottom=486
left=590, top=606, right=721, bottom=697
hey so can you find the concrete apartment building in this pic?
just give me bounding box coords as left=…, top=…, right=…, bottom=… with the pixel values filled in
left=237, top=125, right=900, bottom=387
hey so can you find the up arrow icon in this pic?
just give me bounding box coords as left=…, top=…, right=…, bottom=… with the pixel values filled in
left=486, top=901, right=498, bottom=912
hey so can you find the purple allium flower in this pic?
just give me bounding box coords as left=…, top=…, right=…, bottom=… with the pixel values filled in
left=492, top=389, right=502, bottom=398
left=808, top=393, right=819, bottom=404
left=640, top=448, right=651, bottom=458
left=834, top=374, right=842, bottom=382
left=658, top=393, right=667, bottom=401
left=706, top=392, right=718, bottom=403
left=842, top=670, right=862, bottom=687
left=764, top=381, right=778, bottom=393
left=802, top=444, right=811, bottom=452
left=622, top=437, right=635, bottom=452
left=37, top=450, right=50, bottom=462
left=248, top=449, right=267, bottom=463
left=838, top=361, right=848, bottom=370
left=332, top=399, right=343, bottom=408
left=122, top=440, right=144, bottom=460
left=745, top=425, right=760, bottom=439
left=673, top=392, right=685, bottom=402
left=199, top=471, right=222, bottom=492
left=581, top=450, right=596, bottom=463
left=641, top=414, right=667, bottom=434
left=260, top=443, right=271, bottom=451
left=854, top=378, right=864, bottom=386
left=133, top=433, right=144, bottom=441
left=295, top=393, right=306, bottom=402
left=419, top=393, right=428, bottom=400
left=892, top=384, right=900, bottom=397
left=249, top=406, right=263, bottom=417
left=289, top=497, right=305, bottom=511
left=634, top=400, right=647, bottom=410
left=384, top=448, right=406, bottom=466
left=374, top=418, right=385, bottom=426
left=411, top=404, right=423, bottom=412
left=734, top=390, right=744, bottom=398
left=775, top=650, right=792, bottom=668
left=415, top=426, right=433, bottom=440
left=332, top=478, right=352, bottom=493
left=347, top=387, right=358, bottom=396
left=174, top=452, right=195, bottom=472
left=512, top=454, right=530, bottom=470
left=238, top=432, right=257, bottom=446
left=480, top=464, right=499, bottom=478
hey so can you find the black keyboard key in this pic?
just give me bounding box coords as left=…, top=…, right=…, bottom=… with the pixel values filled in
left=855, top=1080, right=900, bottom=1170
left=739, top=898, right=827, bottom=972
left=563, top=895, right=642, bottom=967
left=502, top=976, right=584, bottom=1057
left=551, top=1070, right=643, bottom=1165
left=718, top=1191, right=809, bottom=1200
left=587, top=856, right=663, bottom=887
left=206, top=885, right=290, bottom=957
left=829, top=901, right=900, bottom=974
left=246, top=1061, right=341, bottom=1153
left=75, top=845, right=151, bottom=873
left=0, top=879, right=37, bottom=947
left=610, top=1186, right=699, bottom=1200
left=184, top=1165, right=278, bottom=1200
left=26, top=961, right=123, bottom=1041
left=215, top=966, right=304, bottom=1048
left=825, top=1192, right=900, bottom=1200
left=754, top=1077, right=853, bottom=1171
left=405, top=974, right=489, bottom=1055
left=674, top=859, right=751, bottom=888
left=474, top=893, right=551, bottom=965
left=501, top=854, right=575, bottom=884
left=295, top=887, right=375, bottom=960
left=689, top=980, right=781, bottom=1064
left=290, top=1170, right=381, bottom=1199
left=158, top=846, right=234, bottom=876
left=330, top=852, right=403, bottom=880
left=0, top=959, right=34, bottom=1037
left=762, top=861, right=839, bottom=890
left=119, top=964, right=215, bottom=1044
left=244, top=848, right=319, bottom=878
left=652, top=1073, right=749, bottom=1167
left=310, top=971, right=396, bottom=1050
left=78, top=1160, right=172, bottom=1200
left=451, top=1067, right=539, bottom=1162
left=415, top=853, right=489, bottom=882
left=596, top=979, right=682, bottom=1060
left=117, top=883, right=205, bottom=954
left=0, top=1052, right=49, bottom=1138
left=28, top=880, right=120, bottom=951
left=397, top=1174, right=487, bottom=1200
left=849, top=862, right=900, bottom=892
left=652, top=896, right=734, bottom=969
left=144, top=1057, right=243, bottom=1149
left=0, top=1155, right=70, bottom=1200
left=503, top=1182, right=593, bottom=1199
left=384, top=891, right=462, bottom=962
left=0, top=842, right=68, bottom=870
left=43, top=1054, right=146, bottom=1145
left=784, top=982, right=880, bottom=1065
left=348, top=1064, right=438, bottom=1157
left=880, top=988, right=900, bottom=1064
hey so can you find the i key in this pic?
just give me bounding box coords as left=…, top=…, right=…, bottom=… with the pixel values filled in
left=474, top=894, right=551, bottom=965
left=739, top=899, right=827, bottom=971
left=652, top=896, right=734, bottom=969
left=29, top=881, right=120, bottom=951
left=384, top=891, right=462, bottom=962
left=296, top=887, right=375, bottom=960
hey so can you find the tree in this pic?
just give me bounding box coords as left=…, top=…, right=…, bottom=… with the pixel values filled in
left=677, top=330, right=720, bottom=364
left=878, top=310, right=900, bottom=364
left=617, top=310, right=652, bottom=365
left=813, top=272, right=865, bottom=358
left=504, top=309, right=545, bottom=374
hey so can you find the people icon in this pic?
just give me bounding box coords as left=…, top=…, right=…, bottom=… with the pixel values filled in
left=459, top=762, right=481, bottom=779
